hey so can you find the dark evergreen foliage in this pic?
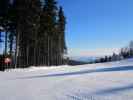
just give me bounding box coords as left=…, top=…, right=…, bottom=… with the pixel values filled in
left=0, top=0, right=67, bottom=69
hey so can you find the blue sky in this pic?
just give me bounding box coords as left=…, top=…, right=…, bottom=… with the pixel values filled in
left=58, top=0, right=133, bottom=57
left=1, top=0, right=133, bottom=57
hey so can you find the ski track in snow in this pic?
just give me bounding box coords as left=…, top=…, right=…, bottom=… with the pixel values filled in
left=1, top=59, right=133, bottom=100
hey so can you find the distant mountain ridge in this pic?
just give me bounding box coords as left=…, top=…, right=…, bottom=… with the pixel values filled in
left=70, top=56, right=99, bottom=63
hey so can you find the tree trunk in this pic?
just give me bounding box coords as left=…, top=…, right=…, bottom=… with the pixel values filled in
left=15, top=31, right=20, bottom=68
left=26, top=45, right=29, bottom=67
left=47, top=36, right=50, bottom=66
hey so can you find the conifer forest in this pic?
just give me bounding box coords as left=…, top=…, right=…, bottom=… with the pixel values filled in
left=0, top=0, right=67, bottom=69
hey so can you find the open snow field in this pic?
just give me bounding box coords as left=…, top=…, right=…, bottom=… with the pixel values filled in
left=1, top=59, right=133, bottom=100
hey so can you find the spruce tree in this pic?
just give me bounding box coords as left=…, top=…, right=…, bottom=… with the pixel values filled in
left=57, top=6, right=67, bottom=65
left=43, top=0, right=58, bottom=65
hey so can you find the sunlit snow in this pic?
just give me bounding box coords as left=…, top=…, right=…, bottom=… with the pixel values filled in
left=1, top=59, right=133, bottom=100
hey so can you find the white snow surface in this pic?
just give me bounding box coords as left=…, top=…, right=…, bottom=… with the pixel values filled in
left=1, top=59, right=133, bottom=100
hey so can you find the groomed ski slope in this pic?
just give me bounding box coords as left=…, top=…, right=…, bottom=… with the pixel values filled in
left=1, top=59, right=133, bottom=100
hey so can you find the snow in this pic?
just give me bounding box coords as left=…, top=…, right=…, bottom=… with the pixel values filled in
left=1, top=59, right=133, bottom=100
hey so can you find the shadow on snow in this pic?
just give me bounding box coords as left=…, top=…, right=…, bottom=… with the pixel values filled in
left=15, top=65, right=133, bottom=96
left=95, top=84, right=133, bottom=95
left=19, top=65, right=133, bottom=79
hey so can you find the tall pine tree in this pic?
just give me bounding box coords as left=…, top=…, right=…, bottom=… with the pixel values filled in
left=57, top=6, right=67, bottom=65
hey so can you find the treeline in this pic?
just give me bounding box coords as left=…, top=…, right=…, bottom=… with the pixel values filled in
left=0, top=0, right=67, bottom=68
left=94, top=41, right=133, bottom=63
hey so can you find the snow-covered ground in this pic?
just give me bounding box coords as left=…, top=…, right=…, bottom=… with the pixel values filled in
left=1, top=59, right=133, bottom=100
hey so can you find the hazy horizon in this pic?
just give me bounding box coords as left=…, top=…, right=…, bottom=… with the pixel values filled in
left=58, top=0, right=133, bottom=57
